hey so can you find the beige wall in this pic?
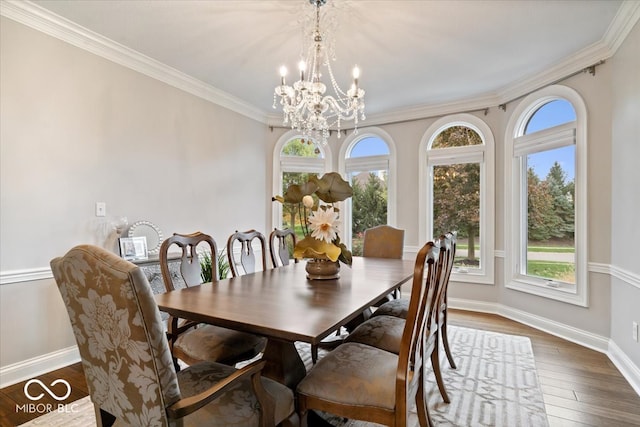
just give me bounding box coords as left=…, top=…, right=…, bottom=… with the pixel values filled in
left=1, top=17, right=270, bottom=369
left=610, top=20, right=640, bottom=365
left=2, top=11, right=638, bottom=385
left=270, top=66, right=615, bottom=335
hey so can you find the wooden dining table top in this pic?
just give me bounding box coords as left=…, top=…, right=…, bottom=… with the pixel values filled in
left=154, top=256, right=415, bottom=346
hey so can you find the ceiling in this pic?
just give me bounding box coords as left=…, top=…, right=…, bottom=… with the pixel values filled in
left=17, top=1, right=635, bottom=124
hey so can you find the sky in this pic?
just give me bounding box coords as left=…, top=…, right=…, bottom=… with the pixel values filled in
left=350, top=99, right=576, bottom=183
left=524, top=99, right=576, bottom=182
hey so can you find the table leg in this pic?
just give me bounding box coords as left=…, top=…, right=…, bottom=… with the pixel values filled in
left=261, top=338, right=307, bottom=389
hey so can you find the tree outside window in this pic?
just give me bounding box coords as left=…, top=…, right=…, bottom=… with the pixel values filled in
left=344, top=136, right=391, bottom=256
left=431, top=126, right=482, bottom=269
left=505, top=86, right=587, bottom=306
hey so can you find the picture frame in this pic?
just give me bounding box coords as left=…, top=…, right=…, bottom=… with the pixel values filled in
left=119, top=236, right=148, bottom=261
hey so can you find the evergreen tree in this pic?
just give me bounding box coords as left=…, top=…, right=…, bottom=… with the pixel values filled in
left=546, top=162, right=575, bottom=239
left=280, top=139, right=319, bottom=238
left=527, top=168, right=556, bottom=241
left=352, top=173, right=387, bottom=234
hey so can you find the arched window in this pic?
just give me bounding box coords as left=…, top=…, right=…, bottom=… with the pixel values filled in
left=339, top=128, right=397, bottom=256
left=505, top=85, right=587, bottom=306
left=272, top=131, right=331, bottom=240
left=420, top=114, right=495, bottom=284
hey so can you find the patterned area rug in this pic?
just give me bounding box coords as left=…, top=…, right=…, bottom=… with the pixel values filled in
left=20, top=326, right=548, bottom=426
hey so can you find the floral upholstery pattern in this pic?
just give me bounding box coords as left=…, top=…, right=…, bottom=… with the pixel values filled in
left=343, top=315, right=405, bottom=354
left=52, top=245, right=294, bottom=426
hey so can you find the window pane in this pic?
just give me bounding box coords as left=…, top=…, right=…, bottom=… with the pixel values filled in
left=282, top=172, right=319, bottom=242
left=525, top=147, right=576, bottom=284
left=525, top=99, right=576, bottom=134
left=349, top=170, right=388, bottom=256
left=349, top=137, right=390, bottom=157
left=281, top=138, right=322, bottom=157
left=432, top=126, right=482, bottom=149
left=433, top=163, right=481, bottom=270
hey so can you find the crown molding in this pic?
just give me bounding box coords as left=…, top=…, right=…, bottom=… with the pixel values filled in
left=0, top=0, right=267, bottom=124
left=2, top=0, right=638, bottom=128
left=604, top=0, right=640, bottom=53
left=267, top=93, right=502, bottom=129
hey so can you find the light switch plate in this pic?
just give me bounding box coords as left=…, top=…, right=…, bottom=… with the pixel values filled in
left=96, top=202, right=106, bottom=217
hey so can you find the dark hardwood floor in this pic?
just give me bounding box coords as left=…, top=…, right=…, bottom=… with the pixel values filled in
left=1, top=309, right=638, bottom=426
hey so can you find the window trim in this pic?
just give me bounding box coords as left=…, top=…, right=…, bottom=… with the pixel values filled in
left=272, top=130, right=332, bottom=230
left=419, top=113, right=495, bottom=285
left=339, top=127, right=397, bottom=249
left=504, top=85, right=588, bottom=306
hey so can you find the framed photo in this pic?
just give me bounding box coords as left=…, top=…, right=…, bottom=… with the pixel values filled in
left=119, top=236, right=148, bottom=261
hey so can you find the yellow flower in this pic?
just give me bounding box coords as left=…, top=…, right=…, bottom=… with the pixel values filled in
left=308, top=207, right=340, bottom=243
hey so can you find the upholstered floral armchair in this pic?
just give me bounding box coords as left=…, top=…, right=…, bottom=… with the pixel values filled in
left=51, top=245, right=297, bottom=427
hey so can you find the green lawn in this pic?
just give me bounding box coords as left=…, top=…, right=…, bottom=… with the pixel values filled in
left=457, top=243, right=574, bottom=253
left=456, top=240, right=576, bottom=283
left=527, top=260, right=575, bottom=283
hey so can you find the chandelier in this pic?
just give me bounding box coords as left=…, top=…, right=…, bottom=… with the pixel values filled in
left=273, top=0, right=365, bottom=145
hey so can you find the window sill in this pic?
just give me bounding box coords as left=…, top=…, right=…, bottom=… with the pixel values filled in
left=451, top=271, right=494, bottom=285
left=506, top=277, right=588, bottom=307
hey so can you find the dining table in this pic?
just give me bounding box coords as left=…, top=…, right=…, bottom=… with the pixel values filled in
left=154, top=256, right=415, bottom=389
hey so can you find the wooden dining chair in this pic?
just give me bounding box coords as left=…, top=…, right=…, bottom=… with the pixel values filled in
left=362, top=224, right=405, bottom=259
left=372, top=231, right=457, bottom=378
left=437, top=231, right=457, bottom=370
left=227, top=229, right=268, bottom=277
left=343, top=225, right=405, bottom=333
left=51, top=244, right=297, bottom=427
left=160, top=232, right=266, bottom=367
left=371, top=231, right=458, bottom=372
left=269, top=228, right=298, bottom=268
left=296, top=241, right=439, bottom=427
left=343, top=234, right=452, bottom=403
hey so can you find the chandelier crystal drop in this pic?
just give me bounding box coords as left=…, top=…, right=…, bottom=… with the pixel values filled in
left=273, top=0, right=365, bottom=145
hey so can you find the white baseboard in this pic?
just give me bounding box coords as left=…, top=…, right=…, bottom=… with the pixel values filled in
left=0, top=346, right=80, bottom=388
left=608, top=340, right=640, bottom=397
left=450, top=298, right=639, bottom=397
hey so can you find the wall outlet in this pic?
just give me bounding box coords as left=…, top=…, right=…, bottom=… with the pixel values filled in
left=633, top=321, right=639, bottom=342
left=96, top=202, right=106, bottom=217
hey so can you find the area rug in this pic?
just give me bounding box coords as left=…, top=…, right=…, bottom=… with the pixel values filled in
left=19, top=326, right=548, bottom=426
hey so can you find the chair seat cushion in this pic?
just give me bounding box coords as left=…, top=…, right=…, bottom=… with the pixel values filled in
left=297, top=342, right=398, bottom=410
left=344, top=315, right=405, bottom=354
left=372, top=298, right=409, bottom=319
left=174, top=324, right=267, bottom=365
left=179, top=361, right=295, bottom=427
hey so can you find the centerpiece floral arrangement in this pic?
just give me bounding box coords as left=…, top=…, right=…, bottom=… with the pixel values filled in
left=273, top=172, right=353, bottom=266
